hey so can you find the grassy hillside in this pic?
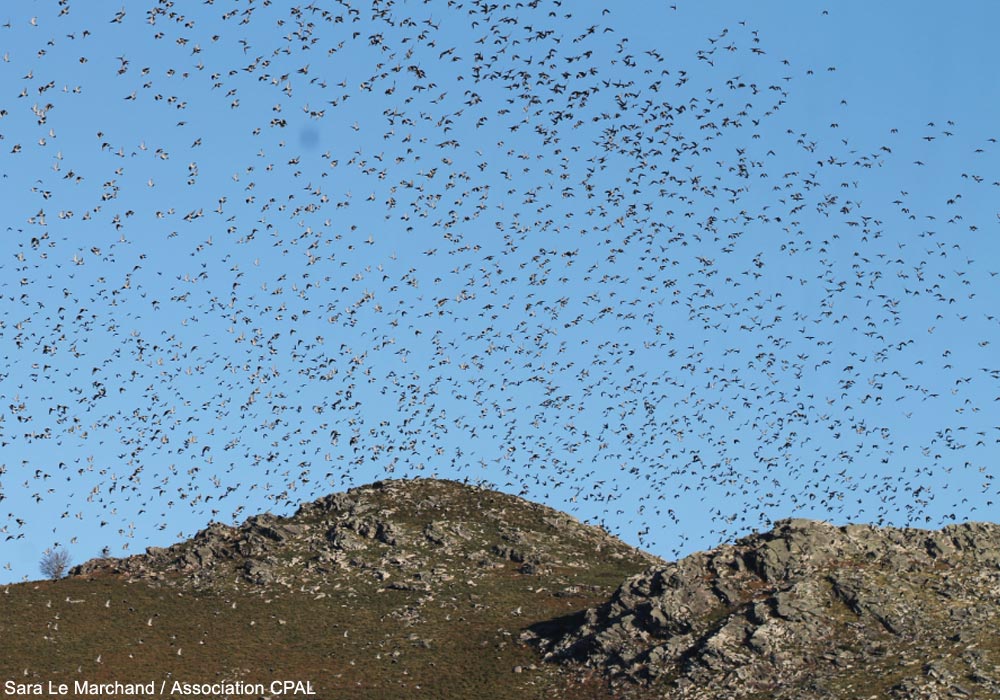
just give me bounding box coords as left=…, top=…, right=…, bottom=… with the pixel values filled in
left=2, top=479, right=657, bottom=700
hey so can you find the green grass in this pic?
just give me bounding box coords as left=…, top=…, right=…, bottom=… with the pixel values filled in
left=0, top=569, right=635, bottom=699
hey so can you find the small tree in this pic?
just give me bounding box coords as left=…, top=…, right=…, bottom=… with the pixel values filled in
left=40, top=547, right=71, bottom=579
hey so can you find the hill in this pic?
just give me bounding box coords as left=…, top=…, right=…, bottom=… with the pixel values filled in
left=531, top=517, right=1000, bottom=699
left=3, top=481, right=999, bottom=699
left=4, top=478, right=657, bottom=699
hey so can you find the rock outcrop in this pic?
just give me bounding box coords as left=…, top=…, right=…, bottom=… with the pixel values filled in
left=69, top=478, right=660, bottom=595
left=529, top=518, right=1000, bottom=699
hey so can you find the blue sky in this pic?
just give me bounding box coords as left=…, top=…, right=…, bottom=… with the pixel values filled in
left=0, top=1, right=998, bottom=583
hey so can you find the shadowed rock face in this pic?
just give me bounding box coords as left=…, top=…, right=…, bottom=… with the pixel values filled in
left=528, top=519, right=1000, bottom=699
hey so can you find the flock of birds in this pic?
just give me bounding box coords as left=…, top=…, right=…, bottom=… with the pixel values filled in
left=0, top=0, right=997, bottom=582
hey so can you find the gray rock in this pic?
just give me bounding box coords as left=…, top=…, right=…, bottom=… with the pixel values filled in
left=492, top=544, right=525, bottom=562
left=531, top=518, right=1000, bottom=698
left=423, top=522, right=451, bottom=546
left=376, top=521, right=399, bottom=546
left=243, top=559, right=274, bottom=585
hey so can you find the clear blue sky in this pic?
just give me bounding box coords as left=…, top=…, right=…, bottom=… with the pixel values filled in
left=0, top=1, right=998, bottom=583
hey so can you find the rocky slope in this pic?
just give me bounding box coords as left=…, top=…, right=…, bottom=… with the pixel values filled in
left=529, top=518, right=1000, bottom=699
left=71, top=478, right=660, bottom=594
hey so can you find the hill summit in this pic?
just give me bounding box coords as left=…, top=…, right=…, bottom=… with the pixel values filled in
left=71, top=477, right=659, bottom=593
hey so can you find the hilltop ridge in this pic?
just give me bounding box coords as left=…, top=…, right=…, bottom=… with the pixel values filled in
left=71, top=478, right=660, bottom=594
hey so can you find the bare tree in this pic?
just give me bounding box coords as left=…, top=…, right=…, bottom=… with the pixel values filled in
left=39, top=547, right=71, bottom=579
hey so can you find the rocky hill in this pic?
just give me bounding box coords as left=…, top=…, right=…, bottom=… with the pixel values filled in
left=5, top=479, right=656, bottom=699
left=3, top=481, right=999, bottom=699
left=71, top=478, right=660, bottom=593
left=529, top=517, right=1000, bottom=699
